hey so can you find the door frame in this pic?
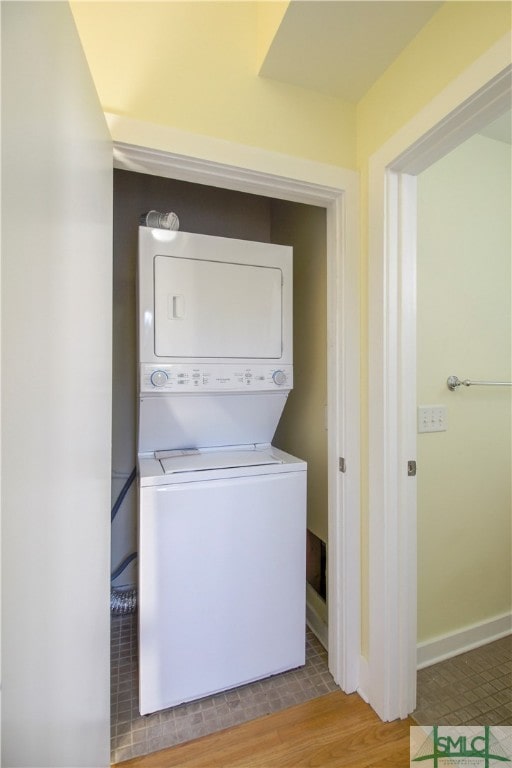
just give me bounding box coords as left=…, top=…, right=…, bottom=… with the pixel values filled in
left=110, top=121, right=361, bottom=693
left=367, top=37, right=511, bottom=720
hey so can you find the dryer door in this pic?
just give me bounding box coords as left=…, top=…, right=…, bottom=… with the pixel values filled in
left=154, top=255, right=282, bottom=359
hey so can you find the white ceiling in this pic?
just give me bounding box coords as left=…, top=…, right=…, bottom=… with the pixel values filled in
left=259, top=1, right=443, bottom=102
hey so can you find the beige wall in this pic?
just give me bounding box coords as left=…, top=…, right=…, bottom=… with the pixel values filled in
left=271, top=201, right=328, bottom=625
left=271, top=202, right=328, bottom=542
left=416, top=133, right=512, bottom=642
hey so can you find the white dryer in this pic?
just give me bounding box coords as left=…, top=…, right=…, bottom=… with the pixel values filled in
left=137, top=228, right=307, bottom=716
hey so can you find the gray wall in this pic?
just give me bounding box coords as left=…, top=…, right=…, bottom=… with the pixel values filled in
left=112, top=170, right=273, bottom=585
left=271, top=201, right=328, bottom=624
left=112, top=171, right=328, bottom=621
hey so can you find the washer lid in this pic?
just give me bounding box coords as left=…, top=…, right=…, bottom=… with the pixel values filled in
left=158, top=448, right=282, bottom=475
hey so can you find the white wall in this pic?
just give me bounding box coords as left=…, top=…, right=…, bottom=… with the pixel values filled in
left=416, top=133, right=512, bottom=644
left=1, top=3, right=112, bottom=765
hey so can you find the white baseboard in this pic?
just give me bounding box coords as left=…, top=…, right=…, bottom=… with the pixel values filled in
left=306, top=597, right=328, bottom=650
left=417, top=612, right=512, bottom=670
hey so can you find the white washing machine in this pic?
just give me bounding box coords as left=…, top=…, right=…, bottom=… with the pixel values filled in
left=137, top=227, right=307, bottom=715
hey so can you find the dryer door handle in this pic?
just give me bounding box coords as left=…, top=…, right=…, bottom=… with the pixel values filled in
left=168, top=294, right=185, bottom=319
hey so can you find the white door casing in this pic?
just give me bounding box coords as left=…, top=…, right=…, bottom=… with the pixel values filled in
left=109, top=123, right=361, bottom=694
left=368, top=36, right=511, bottom=721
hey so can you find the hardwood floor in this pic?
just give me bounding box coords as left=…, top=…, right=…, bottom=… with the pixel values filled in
left=116, top=691, right=414, bottom=768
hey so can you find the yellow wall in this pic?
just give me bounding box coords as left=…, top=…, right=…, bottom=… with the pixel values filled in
left=256, top=1, right=289, bottom=72
left=416, top=134, right=511, bottom=642
left=355, top=0, right=511, bottom=655
left=70, top=1, right=356, bottom=168
left=70, top=0, right=512, bottom=656
left=357, top=2, right=511, bottom=164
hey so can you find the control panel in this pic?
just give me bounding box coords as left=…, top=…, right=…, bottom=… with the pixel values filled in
left=140, top=364, right=293, bottom=393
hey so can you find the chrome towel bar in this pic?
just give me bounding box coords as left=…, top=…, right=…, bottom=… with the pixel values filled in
left=447, top=375, right=512, bottom=391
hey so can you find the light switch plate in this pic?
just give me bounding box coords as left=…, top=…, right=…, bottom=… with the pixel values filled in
left=417, top=405, right=447, bottom=433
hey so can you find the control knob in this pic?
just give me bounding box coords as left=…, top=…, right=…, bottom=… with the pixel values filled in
left=150, top=369, right=169, bottom=388
left=272, top=369, right=287, bottom=386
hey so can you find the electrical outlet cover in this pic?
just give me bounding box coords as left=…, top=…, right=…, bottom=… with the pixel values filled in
left=417, top=405, right=447, bottom=433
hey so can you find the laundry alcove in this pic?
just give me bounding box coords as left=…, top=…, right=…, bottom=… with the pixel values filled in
left=111, top=168, right=329, bottom=642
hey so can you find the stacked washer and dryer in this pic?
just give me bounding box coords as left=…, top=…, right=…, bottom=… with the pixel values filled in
left=137, top=225, right=307, bottom=716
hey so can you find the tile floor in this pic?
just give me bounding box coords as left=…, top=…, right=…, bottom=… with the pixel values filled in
left=112, top=612, right=511, bottom=762
left=414, top=635, right=512, bottom=726
left=111, top=611, right=339, bottom=764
